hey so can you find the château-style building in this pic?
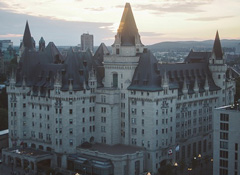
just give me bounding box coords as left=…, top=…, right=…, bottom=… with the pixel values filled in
left=2, top=3, right=235, bottom=175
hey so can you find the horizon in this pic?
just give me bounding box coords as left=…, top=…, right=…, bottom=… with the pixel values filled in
left=0, top=0, right=240, bottom=46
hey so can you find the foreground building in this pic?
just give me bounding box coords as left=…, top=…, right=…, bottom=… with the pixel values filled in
left=213, top=104, right=240, bottom=175
left=2, top=3, right=235, bottom=175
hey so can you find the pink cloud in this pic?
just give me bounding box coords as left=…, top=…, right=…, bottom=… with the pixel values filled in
left=0, top=34, right=23, bottom=38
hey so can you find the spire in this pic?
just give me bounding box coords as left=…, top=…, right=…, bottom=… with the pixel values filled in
left=182, top=78, right=188, bottom=94
left=23, top=21, right=34, bottom=49
left=194, top=78, right=199, bottom=92
left=212, top=30, right=223, bottom=59
left=204, top=76, right=209, bottom=91
left=162, top=70, right=169, bottom=87
left=39, top=37, right=45, bottom=51
left=117, top=3, right=140, bottom=46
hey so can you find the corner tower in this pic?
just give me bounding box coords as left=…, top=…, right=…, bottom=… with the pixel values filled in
left=112, top=3, right=145, bottom=56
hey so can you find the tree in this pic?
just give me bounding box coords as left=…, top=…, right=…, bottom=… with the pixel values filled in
left=0, top=87, right=8, bottom=109
left=0, top=108, right=8, bottom=130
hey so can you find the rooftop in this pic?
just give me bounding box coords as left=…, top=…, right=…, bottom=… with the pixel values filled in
left=4, top=146, right=51, bottom=158
left=78, top=143, right=144, bottom=155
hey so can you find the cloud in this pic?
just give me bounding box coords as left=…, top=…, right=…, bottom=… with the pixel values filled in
left=134, top=2, right=207, bottom=14
left=0, top=10, right=114, bottom=46
left=187, top=15, right=234, bottom=21
left=0, top=34, right=23, bottom=37
left=140, top=32, right=165, bottom=37
left=85, top=7, right=105, bottom=11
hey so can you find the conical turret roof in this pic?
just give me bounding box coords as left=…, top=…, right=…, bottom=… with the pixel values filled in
left=23, top=21, right=34, bottom=50
left=213, top=31, right=223, bottom=59
left=117, top=3, right=139, bottom=46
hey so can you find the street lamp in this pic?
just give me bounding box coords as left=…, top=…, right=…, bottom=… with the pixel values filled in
left=198, top=154, right=201, bottom=158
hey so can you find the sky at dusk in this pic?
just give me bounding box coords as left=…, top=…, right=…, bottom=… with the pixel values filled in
left=0, top=0, right=240, bottom=46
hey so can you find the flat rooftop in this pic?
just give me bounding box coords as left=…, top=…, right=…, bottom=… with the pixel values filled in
left=78, top=143, right=144, bottom=155
left=4, top=147, right=51, bottom=158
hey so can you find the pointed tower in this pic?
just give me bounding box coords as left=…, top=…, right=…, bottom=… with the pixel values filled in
left=209, top=31, right=227, bottom=96
left=18, top=21, right=35, bottom=61
left=23, top=21, right=34, bottom=50
left=39, top=37, right=45, bottom=51
left=112, top=3, right=145, bottom=56
left=213, top=31, right=223, bottom=59
left=209, top=31, right=224, bottom=65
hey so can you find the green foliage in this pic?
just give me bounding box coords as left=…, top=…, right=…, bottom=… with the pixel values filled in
left=0, top=87, right=8, bottom=109
left=0, top=108, right=8, bottom=130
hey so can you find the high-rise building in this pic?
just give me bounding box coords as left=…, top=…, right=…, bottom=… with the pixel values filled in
left=0, top=40, right=13, bottom=51
left=1, top=3, right=236, bottom=175
left=213, top=104, right=240, bottom=175
left=81, top=33, right=94, bottom=52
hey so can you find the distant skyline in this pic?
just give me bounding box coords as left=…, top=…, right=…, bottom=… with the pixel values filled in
left=0, top=0, right=240, bottom=46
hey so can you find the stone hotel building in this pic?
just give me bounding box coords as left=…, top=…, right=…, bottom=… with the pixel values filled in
left=2, top=3, right=236, bottom=175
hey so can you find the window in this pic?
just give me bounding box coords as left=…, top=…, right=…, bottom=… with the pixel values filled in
left=220, top=150, right=228, bottom=158
left=236, top=143, right=238, bottom=151
left=113, top=73, right=118, bottom=88
left=220, top=132, right=228, bottom=140
left=220, top=123, right=229, bottom=131
left=220, top=159, right=228, bottom=168
left=69, top=119, right=73, bottom=124
left=69, top=139, right=73, bottom=146
left=220, top=113, right=229, bottom=121
left=69, top=109, right=73, bottom=114
left=69, top=128, right=73, bottom=134
left=220, top=141, right=228, bottom=149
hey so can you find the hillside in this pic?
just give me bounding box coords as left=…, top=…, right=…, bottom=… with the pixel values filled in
left=147, top=40, right=240, bottom=52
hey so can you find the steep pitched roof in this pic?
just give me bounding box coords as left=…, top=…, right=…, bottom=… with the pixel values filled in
left=93, top=43, right=109, bottom=87
left=185, top=50, right=211, bottom=63
left=213, top=31, right=223, bottom=59
left=128, top=51, right=221, bottom=93
left=128, top=50, right=162, bottom=91
left=22, top=21, right=34, bottom=50
left=117, top=3, right=139, bottom=46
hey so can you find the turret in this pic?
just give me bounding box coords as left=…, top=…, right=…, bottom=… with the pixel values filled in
left=209, top=31, right=224, bottom=65
left=39, top=37, right=45, bottom=51
left=112, top=3, right=145, bottom=56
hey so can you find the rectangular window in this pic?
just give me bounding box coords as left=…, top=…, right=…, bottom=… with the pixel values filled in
left=219, top=159, right=228, bottom=168
left=220, top=132, right=228, bottom=140
left=69, top=109, right=73, bottom=114
left=220, top=113, right=229, bottom=121
left=220, top=123, right=229, bottom=131
left=69, top=139, right=73, bottom=146
left=220, top=150, right=228, bottom=158
left=220, top=141, right=228, bottom=149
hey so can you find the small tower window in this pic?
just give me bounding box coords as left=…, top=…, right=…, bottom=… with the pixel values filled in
left=116, top=48, right=119, bottom=55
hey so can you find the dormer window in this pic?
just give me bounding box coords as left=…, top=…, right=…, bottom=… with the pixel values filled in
left=116, top=48, right=119, bottom=55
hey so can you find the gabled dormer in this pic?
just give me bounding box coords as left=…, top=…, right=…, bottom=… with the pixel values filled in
left=209, top=31, right=224, bottom=65
left=112, top=3, right=145, bottom=56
